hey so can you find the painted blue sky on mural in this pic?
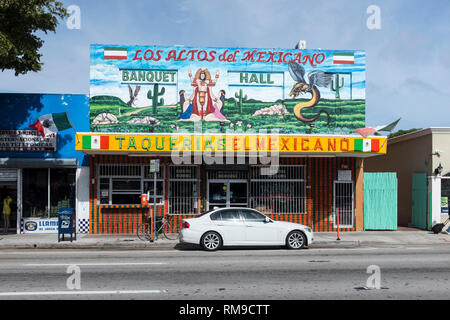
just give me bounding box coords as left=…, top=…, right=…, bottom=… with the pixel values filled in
left=90, top=44, right=365, bottom=107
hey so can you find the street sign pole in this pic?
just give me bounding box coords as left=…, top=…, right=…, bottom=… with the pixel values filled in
left=153, top=169, right=156, bottom=240
left=150, top=159, right=160, bottom=242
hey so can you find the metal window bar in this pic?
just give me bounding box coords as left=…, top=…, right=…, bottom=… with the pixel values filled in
left=250, top=165, right=306, bottom=181
left=206, top=170, right=249, bottom=180
left=99, top=164, right=142, bottom=177
left=249, top=165, right=306, bottom=214
left=333, top=181, right=354, bottom=228
left=168, top=165, right=199, bottom=215
left=97, top=164, right=165, bottom=205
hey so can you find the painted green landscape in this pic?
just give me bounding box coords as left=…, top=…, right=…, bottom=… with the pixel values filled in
left=89, top=95, right=365, bottom=134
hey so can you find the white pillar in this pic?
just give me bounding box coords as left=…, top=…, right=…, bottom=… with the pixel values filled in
left=76, top=166, right=90, bottom=233
left=428, top=175, right=441, bottom=229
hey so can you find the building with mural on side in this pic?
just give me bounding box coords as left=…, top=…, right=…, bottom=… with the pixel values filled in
left=0, top=93, right=90, bottom=234
left=72, top=44, right=388, bottom=235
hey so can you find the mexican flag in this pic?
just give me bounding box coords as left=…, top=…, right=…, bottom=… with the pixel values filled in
left=29, top=112, right=72, bottom=138
left=354, top=139, right=379, bottom=152
left=82, top=136, right=109, bottom=150
left=104, top=47, right=127, bottom=60
left=333, top=52, right=354, bottom=64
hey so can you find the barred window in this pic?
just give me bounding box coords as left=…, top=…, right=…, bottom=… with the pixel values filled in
left=249, top=165, right=306, bottom=214
left=98, top=164, right=164, bottom=205
left=168, top=165, right=199, bottom=215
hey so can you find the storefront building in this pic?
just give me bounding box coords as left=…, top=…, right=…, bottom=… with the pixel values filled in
left=76, top=133, right=386, bottom=234
left=75, top=44, right=387, bottom=234
left=0, top=93, right=90, bottom=234
left=365, top=128, right=450, bottom=230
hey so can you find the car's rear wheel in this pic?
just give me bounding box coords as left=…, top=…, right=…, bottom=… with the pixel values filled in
left=286, top=230, right=306, bottom=249
left=201, top=231, right=222, bottom=251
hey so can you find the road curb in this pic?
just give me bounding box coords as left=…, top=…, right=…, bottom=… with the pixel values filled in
left=309, top=240, right=360, bottom=248
left=1, top=240, right=449, bottom=250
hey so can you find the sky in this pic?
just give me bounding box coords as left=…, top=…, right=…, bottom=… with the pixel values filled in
left=1, top=0, right=449, bottom=131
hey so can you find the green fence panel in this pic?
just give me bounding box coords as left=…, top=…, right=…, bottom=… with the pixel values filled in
left=412, top=173, right=428, bottom=230
left=364, top=172, right=398, bottom=230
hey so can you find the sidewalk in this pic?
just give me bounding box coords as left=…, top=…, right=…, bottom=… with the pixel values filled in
left=0, top=228, right=449, bottom=250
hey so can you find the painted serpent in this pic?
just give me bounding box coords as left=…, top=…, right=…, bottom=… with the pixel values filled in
left=288, top=62, right=333, bottom=124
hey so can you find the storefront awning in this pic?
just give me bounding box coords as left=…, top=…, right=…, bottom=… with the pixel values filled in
left=0, top=158, right=78, bottom=168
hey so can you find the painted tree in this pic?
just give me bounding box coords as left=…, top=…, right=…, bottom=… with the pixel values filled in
left=147, top=84, right=165, bottom=115
left=0, top=0, right=68, bottom=75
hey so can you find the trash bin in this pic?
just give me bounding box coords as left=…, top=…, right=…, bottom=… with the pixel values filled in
left=58, top=208, right=76, bottom=242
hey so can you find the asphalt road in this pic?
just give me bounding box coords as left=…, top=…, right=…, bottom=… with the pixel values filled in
left=0, top=245, right=450, bottom=300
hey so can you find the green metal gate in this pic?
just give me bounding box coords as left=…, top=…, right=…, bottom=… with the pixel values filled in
left=363, top=172, right=397, bottom=230
left=412, top=173, right=428, bottom=229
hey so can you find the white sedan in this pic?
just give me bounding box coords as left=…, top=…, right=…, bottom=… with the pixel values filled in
left=179, top=207, right=313, bottom=251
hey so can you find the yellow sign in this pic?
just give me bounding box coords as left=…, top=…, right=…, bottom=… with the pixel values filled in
left=76, top=134, right=387, bottom=154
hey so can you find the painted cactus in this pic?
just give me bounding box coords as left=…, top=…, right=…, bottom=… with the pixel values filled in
left=330, top=73, right=345, bottom=100
left=234, top=89, right=248, bottom=113
left=147, top=83, right=165, bottom=114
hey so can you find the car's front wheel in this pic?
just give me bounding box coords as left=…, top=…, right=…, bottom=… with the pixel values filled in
left=286, top=230, right=306, bottom=249
left=201, top=231, right=222, bottom=251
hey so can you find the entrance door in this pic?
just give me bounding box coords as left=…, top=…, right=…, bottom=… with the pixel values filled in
left=412, top=173, right=427, bottom=229
left=333, top=181, right=354, bottom=228
left=208, top=180, right=248, bottom=210
left=0, top=181, right=18, bottom=234
left=0, top=169, right=18, bottom=234
left=208, top=182, right=227, bottom=209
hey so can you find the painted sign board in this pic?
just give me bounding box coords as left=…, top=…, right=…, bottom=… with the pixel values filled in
left=23, top=218, right=58, bottom=233
left=90, top=45, right=365, bottom=135
left=338, top=170, right=352, bottom=181
left=0, top=130, right=56, bottom=152
left=75, top=133, right=386, bottom=154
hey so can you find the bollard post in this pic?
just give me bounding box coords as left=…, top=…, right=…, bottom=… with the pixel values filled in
left=336, top=208, right=341, bottom=241
left=149, top=206, right=154, bottom=242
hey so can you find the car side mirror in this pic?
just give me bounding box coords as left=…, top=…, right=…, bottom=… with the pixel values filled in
left=264, top=217, right=271, bottom=223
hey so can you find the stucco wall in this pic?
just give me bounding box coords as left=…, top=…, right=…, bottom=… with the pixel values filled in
left=431, top=131, right=450, bottom=177
left=364, top=131, right=433, bottom=227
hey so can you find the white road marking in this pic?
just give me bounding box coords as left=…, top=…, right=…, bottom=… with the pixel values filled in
left=0, top=250, right=177, bottom=255
left=23, top=262, right=167, bottom=267
left=0, top=290, right=162, bottom=297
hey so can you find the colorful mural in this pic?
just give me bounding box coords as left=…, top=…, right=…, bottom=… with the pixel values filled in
left=90, top=45, right=365, bottom=134
left=0, top=93, right=90, bottom=165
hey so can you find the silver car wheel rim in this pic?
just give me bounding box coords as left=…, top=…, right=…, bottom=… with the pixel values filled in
left=288, top=233, right=304, bottom=248
left=204, top=234, right=219, bottom=249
